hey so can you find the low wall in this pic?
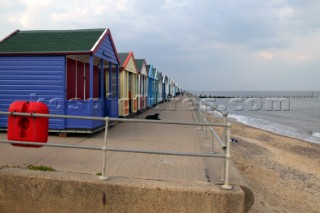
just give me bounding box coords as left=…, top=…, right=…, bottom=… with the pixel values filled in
left=0, top=169, right=250, bottom=213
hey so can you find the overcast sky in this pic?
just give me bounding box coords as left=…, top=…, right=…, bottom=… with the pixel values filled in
left=1, top=0, right=319, bottom=91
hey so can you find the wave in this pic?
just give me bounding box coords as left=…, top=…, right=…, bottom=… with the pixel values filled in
left=226, top=113, right=320, bottom=144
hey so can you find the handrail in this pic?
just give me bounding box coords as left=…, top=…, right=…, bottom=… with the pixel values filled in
left=198, top=111, right=226, bottom=149
left=0, top=111, right=228, bottom=127
left=0, top=139, right=226, bottom=158
left=187, top=92, right=228, bottom=149
left=186, top=92, right=228, bottom=117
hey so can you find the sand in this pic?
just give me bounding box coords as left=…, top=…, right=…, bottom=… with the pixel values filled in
left=229, top=121, right=320, bottom=213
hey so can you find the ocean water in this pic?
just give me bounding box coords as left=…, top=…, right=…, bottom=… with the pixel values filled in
left=192, top=91, right=320, bottom=144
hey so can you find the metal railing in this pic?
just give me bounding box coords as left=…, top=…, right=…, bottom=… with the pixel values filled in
left=0, top=95, right=232, bottom=190
left=186, top=93, right=231, bottom=188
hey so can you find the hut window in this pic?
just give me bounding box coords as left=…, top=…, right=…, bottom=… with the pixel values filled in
left=66, top=58, right=99, bottom=100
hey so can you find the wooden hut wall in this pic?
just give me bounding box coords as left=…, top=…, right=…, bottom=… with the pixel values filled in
left=119, top=70, right=129, bottom=116
left=0, top=55, right=66, bottom=129
left=94, top=30, right=120, bottom=118
left=105, top=69, right=118, bottom=98
left=147, top=65, right=154, bottom=107
left=157, top=72, right=163, bottom=103
left=127, top=56, right=138, bottom=114
left=118, top=54, right=138, bottom=116
left=140, top=63, right=148, bottom=109
left=93, top=30, right=119, bottom=65
left=162, top=76, right=167, bottom=101
left=153, top=68, right=159, bottom=105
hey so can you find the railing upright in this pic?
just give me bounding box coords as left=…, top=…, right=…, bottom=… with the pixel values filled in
left=220, top=114, right=227, bottom=182
left=99, top=117, right=109, bottom=180
left=222, top=123, right=232, bottom=189
left=211, top=112, right=215, bottom=154
left=205, top=108, right=208, bottom=139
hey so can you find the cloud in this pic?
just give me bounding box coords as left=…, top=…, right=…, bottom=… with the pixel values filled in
left=51, top=0, right=132, bottom=26
left=256, top=51, right=275, bottom=60
left=162, top=0, right=191, bottom=10
left=0, top=0, right=320, bottom=91
left=273, top=6, right=295, bottom=19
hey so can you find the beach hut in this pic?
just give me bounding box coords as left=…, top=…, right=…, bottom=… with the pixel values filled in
left=176, top=84, right=182, bottom=95
left=157, top=71, right=163, bottom=103
left=0, top=28, right=120, bottom=132
left=147, top=64, right=155, bottom=107
left=153, top=68, right=159, bottom=105
left=135, top=59, right=148, bottom=112
left=162, top=75, right=169, bottom=101
left=117, top=52, right=139, bottom=117
left=170, top=80, right=176, bottom=97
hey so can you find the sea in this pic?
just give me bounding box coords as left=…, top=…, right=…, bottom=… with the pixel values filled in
left=192, top=91, right=320, bottom=144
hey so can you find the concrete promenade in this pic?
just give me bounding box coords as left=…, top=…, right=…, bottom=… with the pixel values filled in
left=0, top=95, right=254, bottom=212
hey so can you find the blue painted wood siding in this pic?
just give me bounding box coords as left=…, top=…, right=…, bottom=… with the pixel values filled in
left=0, top=56, right=66, bottom=129
left=94, top=34, right=119, bottom=65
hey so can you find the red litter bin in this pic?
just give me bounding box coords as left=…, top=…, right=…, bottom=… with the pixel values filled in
left=7, top=101, right=49, bottom=148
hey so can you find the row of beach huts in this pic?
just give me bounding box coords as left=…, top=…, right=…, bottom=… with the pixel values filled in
left=0, top=28, right=183, bottom=132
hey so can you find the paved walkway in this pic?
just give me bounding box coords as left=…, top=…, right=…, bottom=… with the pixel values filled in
left=0, top=95, right=229, bottom=184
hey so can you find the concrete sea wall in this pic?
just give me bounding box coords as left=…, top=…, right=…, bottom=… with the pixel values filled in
left=0, top=169, right=251, bottom=213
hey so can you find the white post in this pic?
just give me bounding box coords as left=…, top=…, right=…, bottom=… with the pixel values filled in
left=220, top=114, right=228, bottom=182
left=223, top=114, right=227, bottom=144
left=222, top=123, right=232, bottom=190
left=205, top=108, right=208, bottom=139
left=99, top=117, right=109, bottom=180
left=211, top=113, right=215, bottom=154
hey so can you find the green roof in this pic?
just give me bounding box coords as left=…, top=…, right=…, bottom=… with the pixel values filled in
left=118, top=52, right=129, bottom=66
left=135, top=59, right=145, bottom=71
left=0, top=29, right=106, bottom=53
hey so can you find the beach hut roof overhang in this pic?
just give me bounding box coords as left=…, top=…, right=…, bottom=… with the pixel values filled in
left=0, top=28, right=120, bottom=65
left=162, top=75, right=169, bottom=84
left=118, top=52, right=138, bottom=74
left=147, top=64, right=154, bottom=79
left=135, top=59, right=148, bottom=76
left=153, top=68, right=159, bottom=80
left=158, top=71, right=163, bottom=80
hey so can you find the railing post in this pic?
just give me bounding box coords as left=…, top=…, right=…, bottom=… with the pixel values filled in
left=99, top=117, right=109, bottom=180
left=211, top=133, right=214, bottom=154
left=222, top=123, right=232, bottom=190
left=197, top=103, right=200, bottom=120
left=211, top=115, right=215, bottom=154
left=223, top=114, right=227, bottom=143
left=205, top=108, right=208, bottom=139
left=220, top=113, right=228, bottom=182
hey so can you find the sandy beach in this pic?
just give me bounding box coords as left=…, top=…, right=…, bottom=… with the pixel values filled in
left=229, top=121, right=320, bottom=213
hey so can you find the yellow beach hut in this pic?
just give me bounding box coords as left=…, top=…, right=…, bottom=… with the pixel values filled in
left=118, top=52, right=139, bottom=117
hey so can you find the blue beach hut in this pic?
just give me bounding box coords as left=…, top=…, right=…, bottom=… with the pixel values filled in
left=153, top=68, right=159, bottom=106
left=147, top=65, right=155, bottom=107
left=157, top=71, right=163, bottom=103
left=0, top=28, right=120, bottom=133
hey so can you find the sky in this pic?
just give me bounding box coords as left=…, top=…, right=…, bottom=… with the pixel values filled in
left=0, top=0, right=320, bottom=91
